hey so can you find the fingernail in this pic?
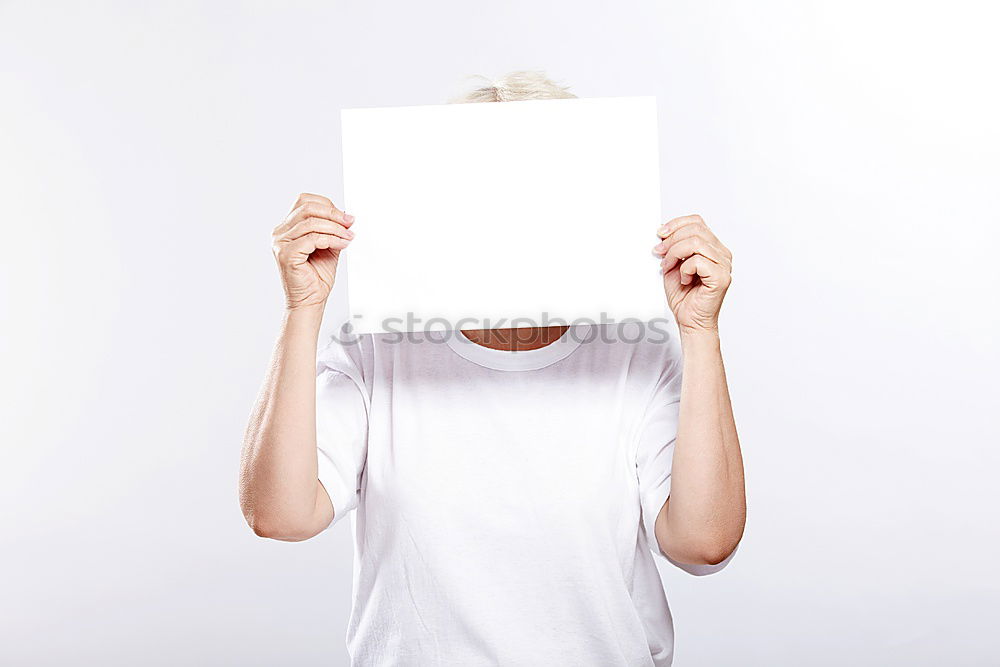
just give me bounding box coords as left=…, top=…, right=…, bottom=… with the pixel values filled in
left=344, top=213, right=355, bottom=224
left=345, top=229, right=355, bottom=239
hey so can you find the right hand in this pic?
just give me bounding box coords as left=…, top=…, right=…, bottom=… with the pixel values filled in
left=272, top=193, right=355, bottom=311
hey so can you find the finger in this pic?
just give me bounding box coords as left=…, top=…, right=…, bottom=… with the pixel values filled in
left=653, top=227, right=724, bottom=258
left=294, top=192, right=333, bottom=209
left=657, top=214, right=705, bottom=240
left=678, top=255, right=704, bottom=286
left=293, top=201, right=352, bottom=227
left=276, top=232, right=351, bottom=266
left=658, top=238, right=732, bottom=275
left=654, top=229, right=731, bottom=270
left=656, top=236, right=727, bottom=272
left=274, top=201, right=353, bottom=236
left=675, top=254, right=732, bottom=289
left=658, top=217, right=733, bottom=264
left=282, top=216, right=355, bottom=242
left=657, top=223, right=722, bottom=255
left=659, top=218, right=723, bottom=250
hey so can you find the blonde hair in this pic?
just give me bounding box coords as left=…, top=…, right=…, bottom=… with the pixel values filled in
left=450, top=70, right=576, bottom=103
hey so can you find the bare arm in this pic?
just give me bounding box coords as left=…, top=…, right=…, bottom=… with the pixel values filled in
left=239, top=193, right=355, bottom=541
left=240, top=305, right=333, bottom=541
left=651, top=215, right=747, bottom=565
left=656, top=330, right=745, bottom=564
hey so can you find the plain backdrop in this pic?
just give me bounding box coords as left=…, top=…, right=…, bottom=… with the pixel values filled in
left=2, top=1, right=998, bottom=665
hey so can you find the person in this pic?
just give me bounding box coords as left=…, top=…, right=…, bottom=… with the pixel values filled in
left=240, top=71, right=746, bottom=666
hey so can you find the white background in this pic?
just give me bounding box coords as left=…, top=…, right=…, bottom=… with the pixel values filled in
left=2, top=1, right=997, bottom=665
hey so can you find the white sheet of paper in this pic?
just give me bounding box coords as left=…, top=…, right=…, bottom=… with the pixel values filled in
left=340, top=96, right=668, bottom=333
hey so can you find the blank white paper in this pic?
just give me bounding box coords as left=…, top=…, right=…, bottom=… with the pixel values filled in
left=340, top=96, right=668, bottom=333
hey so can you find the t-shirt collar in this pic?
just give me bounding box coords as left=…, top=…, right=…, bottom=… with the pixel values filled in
left=443, top=327, right=583, bottom=371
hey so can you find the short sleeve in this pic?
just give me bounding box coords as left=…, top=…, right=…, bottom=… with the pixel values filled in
left=315, top=334, right=371, bottom=530
left=635, top=352, right=681, bottom=559
left=635, top=338, right=737, bottom=576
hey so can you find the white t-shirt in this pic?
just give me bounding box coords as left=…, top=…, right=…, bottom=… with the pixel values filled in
left=315, top=322, right=735, bottom=666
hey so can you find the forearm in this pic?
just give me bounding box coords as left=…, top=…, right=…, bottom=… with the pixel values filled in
left=239, top=304, right=332, bottom=540
left=656, top=329, right=746, bottom=564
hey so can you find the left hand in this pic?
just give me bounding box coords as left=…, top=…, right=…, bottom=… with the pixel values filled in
left=652, top=214, right=733, bottom=334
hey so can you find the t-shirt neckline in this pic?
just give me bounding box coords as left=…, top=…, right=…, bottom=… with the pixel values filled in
left=444, top=327, right=584, bottom=371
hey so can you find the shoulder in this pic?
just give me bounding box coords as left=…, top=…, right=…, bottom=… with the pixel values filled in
left=316, top=330, right=375, bottom=377
left=317, top=330, right=446, bottom=378
left=575, top=321, right=682, bottom=370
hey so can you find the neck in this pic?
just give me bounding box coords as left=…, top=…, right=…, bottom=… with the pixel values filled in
left=461, top=326, right=570, bottom=351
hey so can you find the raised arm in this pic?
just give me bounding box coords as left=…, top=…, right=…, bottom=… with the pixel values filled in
left=239, top=193, right=355, bottom=541
left=651, top=214, right=746, bottom=565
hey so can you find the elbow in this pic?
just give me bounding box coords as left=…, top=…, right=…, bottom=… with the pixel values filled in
left=656, top=506, right=745, bottom=571
left=659, top=533, right=740, bottom=567
left=240, top=490, right=321, bottom=542
left=693, top=542, right=736, bottom=566
left=680, top=511, right=746, bottom=566
left=245, top=511, right=318, bottom=542
left=691, top=528, right=743, bottom=565
left=239, top=477, right=323, bottom=542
